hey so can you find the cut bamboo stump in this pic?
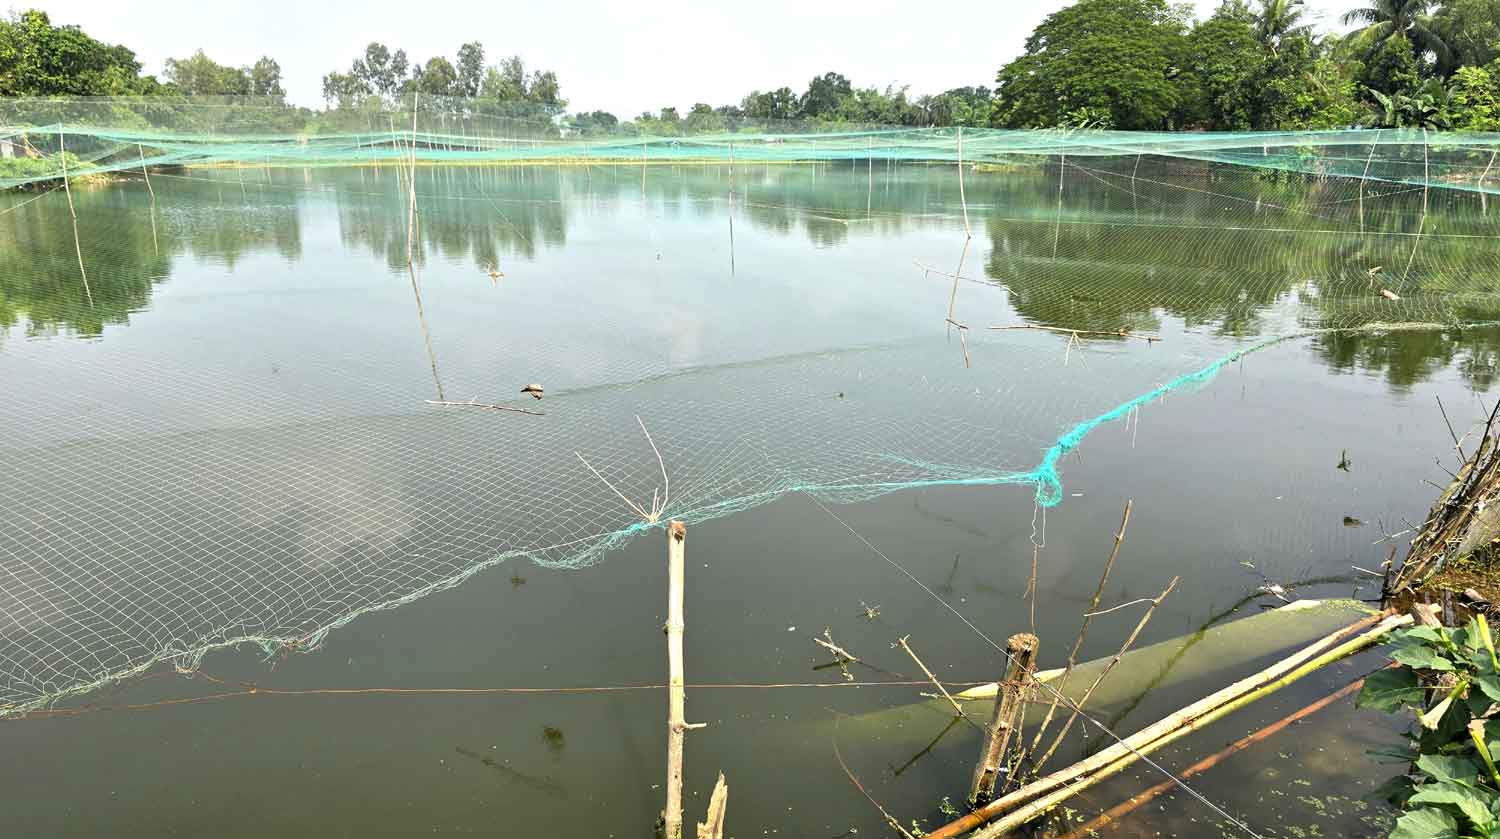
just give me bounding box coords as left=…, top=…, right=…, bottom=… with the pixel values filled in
left=695, top=773, right=729, bottom=839
left=971, top=633, right=1039, bottom=805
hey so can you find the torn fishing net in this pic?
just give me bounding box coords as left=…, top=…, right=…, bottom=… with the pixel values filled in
left=2, top=96, right=1500, bottom=715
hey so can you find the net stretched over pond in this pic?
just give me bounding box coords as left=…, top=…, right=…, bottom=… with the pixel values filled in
left=3, top=97, right=1500, bottom=715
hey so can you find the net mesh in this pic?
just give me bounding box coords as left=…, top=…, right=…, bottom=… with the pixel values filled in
left=2, top=97, right=1500, bottom=716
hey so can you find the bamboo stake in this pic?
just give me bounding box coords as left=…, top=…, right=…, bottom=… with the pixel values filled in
left=423, top=399, right=543, bottom=417
left=1480, top=150, right=1495, bottom=215
left=1035, top=576, right=1177, bottom=769
left=1028, top=500, right=1131, bottom=757
left=138, top=143, right=159, bottom=255
left=662, top=521, right=704, bottom=839
left=966, top=613, right=1413, bottom=839
left=1358, top=129, right=1378, bottom=233
left=990, top=324, right=1160, bottom=343
left=695, top=773, right=729, bottom=839
left=897, top=636, right=964, bottom=719
left=921, top=608, right=1403, bottom=839
left=957, top=126, right=971, bottom=239
left=1058, top=675, right=1367, bottom=839
left=58, top=131, right=93, bottom=308
left=971, top=633, right=1039, bottom=805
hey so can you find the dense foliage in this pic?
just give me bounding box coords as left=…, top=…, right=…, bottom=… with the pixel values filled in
left=1358, top=616, right=1500, bottom=838
left=2, top=1, right=1499, bottom=132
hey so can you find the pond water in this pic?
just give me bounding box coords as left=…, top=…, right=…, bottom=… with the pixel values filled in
left=2, top=159, right=1499, bottom=837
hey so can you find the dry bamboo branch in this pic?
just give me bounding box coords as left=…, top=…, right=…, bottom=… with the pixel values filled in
left=424, top=399, right=543, bottom=417
left=57, top=131, right=92, bottom=308
left=957, top=126, right=971, bottom=239
left=814, top=629, right=861, bottom=665
left=896, top=636, right=964, bottom=719
left=1034, top=576, right=1178, bottom=770
left=1027, top=501, right=1132, bottom=757
left=922, top=608, right=1402, bottom=839
left=990, top=324, right=1161, bottom=343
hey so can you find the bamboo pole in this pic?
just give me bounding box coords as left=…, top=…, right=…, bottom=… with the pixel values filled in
left=922, top=609, right=1407, bottom=839
left=897, top=636, right=965, bottom=719
left=966, top=614, right=1412, bottom=839
left=1059, top=675, right=1367, bottom=839
left=957, top=126, right=971, bottom=239
left=1480, top=150, right=1495, bottom=215
left=138, top=143, right=158, bottom=255
left=971, top=633, right=1038, bottom=805
left=58, top=130, right=93, bottom=308
left=663, top=520, right=704, bottom=839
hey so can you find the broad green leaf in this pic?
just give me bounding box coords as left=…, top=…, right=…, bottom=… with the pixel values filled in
left=1360, top=667, right=1425, bottom=712
left=1390, top=806, right=1460, bottom=839
left=1406, top=626, right=1451, bottom=645
left=1418, top=753, right=1482, bottom=786
left=1410, top=782, right=1495, bottom=826
left=1476, top=674, right=1500, bottom=705
left=1394, top=645, right=1458, bottom=671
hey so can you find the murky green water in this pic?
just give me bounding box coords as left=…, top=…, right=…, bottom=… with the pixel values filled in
left=2, top=160, right=1499, bottom=837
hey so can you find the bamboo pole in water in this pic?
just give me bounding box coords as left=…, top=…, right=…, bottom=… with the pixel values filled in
left=970, top=633, right=1038, bottom=804
left=663, top=520, right=704, bottom=839
left=923, top=608, right=1407, bottom=839
left=957, top=126, right=971, bottom=239
left=58, top=130, right=93, bottom=308
left=965, top=612, right=1416, bottom=839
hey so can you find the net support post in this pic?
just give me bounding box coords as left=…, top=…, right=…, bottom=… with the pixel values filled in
left=971, top=632, right=1039, bottom=805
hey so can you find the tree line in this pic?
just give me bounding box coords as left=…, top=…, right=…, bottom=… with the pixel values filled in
left=3, top=1, right=1499, bottom=132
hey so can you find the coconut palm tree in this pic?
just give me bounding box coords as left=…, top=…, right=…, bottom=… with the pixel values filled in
left=1255, top=0, right=1311, bottom=53
left=1340, top=0, right=1451, bottom=66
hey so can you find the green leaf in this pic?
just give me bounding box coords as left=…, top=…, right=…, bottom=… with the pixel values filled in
left=1391, top=806, right=1460, bottom=839
left=1360, top=667, right=1425, bottom=712
left=1480, top=675, right=1500, bottom=704
left=1394, top=646, right=1459, bottom=671
left=1406, top=626, right=1452, bottom=645
left=1417, top=753, right=1482, bottom=786
left=1410, top=782, right=1495, bottom=826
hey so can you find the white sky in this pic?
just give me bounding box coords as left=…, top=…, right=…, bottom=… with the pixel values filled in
left=23, top=0, right=1355, bottom=114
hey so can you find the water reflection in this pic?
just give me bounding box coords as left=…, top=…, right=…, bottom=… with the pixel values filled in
left=4, top=161, right=1499, bottom=391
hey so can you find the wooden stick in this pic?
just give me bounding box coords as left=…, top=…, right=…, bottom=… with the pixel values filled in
left=1057, top=676, right=1367, bottom=839
left=1480, top=150, right=1495, bottom=215
left=966, top=614, right=1412, bottom=839
left=663, top=521, right=704, bottom=839
left=971, top=633, right=1039, bottom=805
left=1028, top=500, right=1131, bottom=757
left=990, top=324, right=1161, bottom=343
left=814, top=629, right=861, bottom=665
left=1035, top=576, right=1177, bottom=769
left=407, top=93, right=420, bottom=268
left=695, top=773, right=729, bottom=839
left=58, top=131, right=93, bottom=308
left=957, top=126, right=971, bottom=239
left=921, top=609, right=1403, bottom=839
left=897, top=636, right=964, bottom=719
left=423, top=399, right=543, bottom=417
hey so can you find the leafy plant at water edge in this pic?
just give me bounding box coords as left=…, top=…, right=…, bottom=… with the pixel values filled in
left=1358, top=615, right=1500, bottom=838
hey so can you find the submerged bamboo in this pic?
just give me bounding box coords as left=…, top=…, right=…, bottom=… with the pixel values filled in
left=923, top=608, right=1405, bottom=839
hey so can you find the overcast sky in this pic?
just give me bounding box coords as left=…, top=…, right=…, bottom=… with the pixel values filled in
left=25, top=0, right=1355, bottom=115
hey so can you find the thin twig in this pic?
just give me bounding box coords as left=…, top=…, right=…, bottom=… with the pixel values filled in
left=575, top=452, right=653, bottom=521
left=991, top=324, right=1161, bottom=343
left=425, top=399, right=543, bottom=416
left=815, top=629, right=862, bottom=665
left=1035, top=576, right=1178, bottom=769
left=1084, top=597, right=1157, bottom=617
left=638, top=415, right=670, bottom=519
left=833, top=715, right=918, bottom=839
left=1027, top=500, right=1130, bottom=757
left=1437, top=394, right=1464, bottom=463
left=897, top=636, right=965, bottom=719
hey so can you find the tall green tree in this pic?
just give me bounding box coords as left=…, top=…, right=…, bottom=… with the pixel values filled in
left=1188, top=1, right=1266, bottom=129
left=1254, top=0, right=1310, bottom=53
left=0, top=10, right=157, bottom=96
left=1340, top=0, right=1451, bottom=70
left=992, top=0, right=1193, bottom=129
left=163, top=49, right=250, bottom=95
left=414, top=57, right=457, bottom=97
left=800, top=72, right=852, bottom=119
left=455, top=41, right=484, bottom=98
left=249, top=57, right=284, bottom=98
left=1431, top=0, right=1500, bottom=72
